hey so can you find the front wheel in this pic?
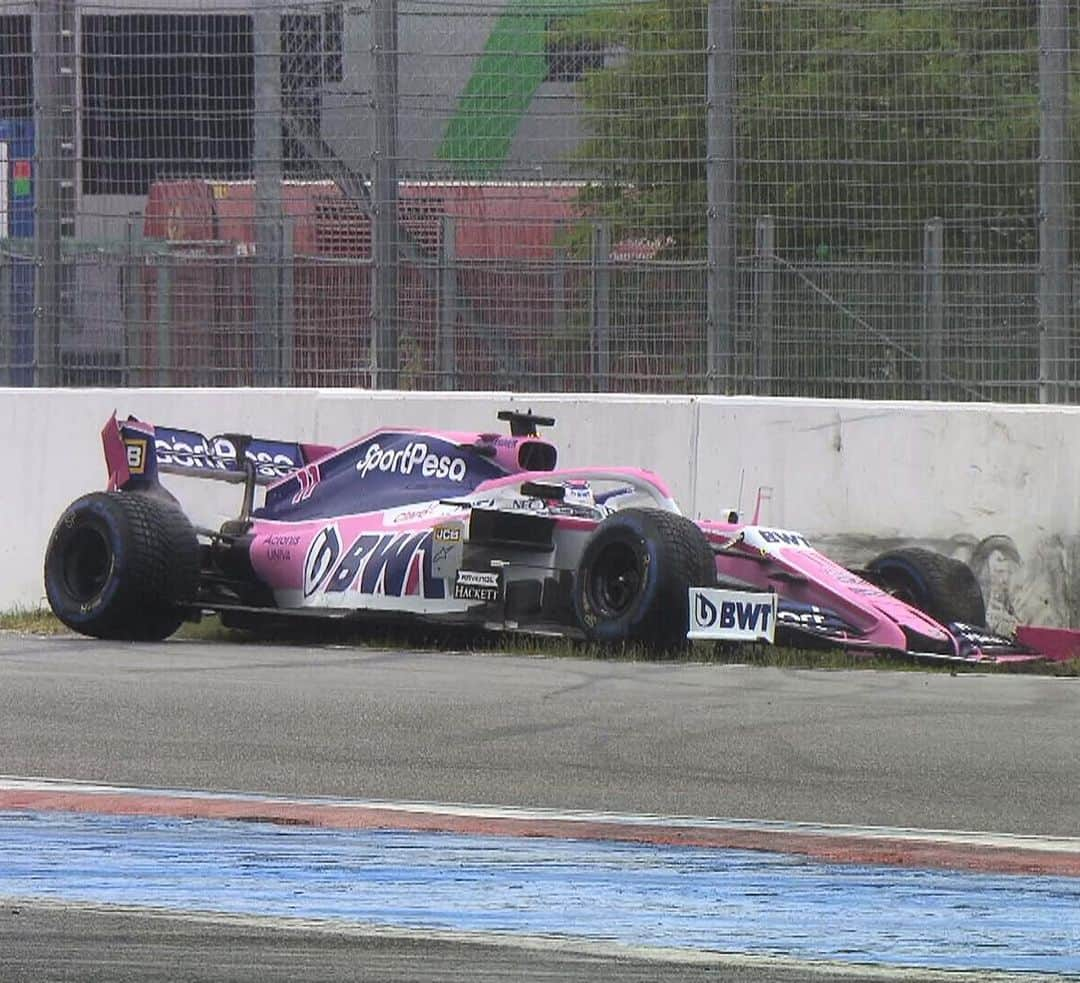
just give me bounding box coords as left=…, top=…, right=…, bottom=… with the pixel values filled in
left=866, top=547, right=986, bottom=628
left=44, top=491, right=199, bottom=640
left=572, top=508, right=715, bottom=651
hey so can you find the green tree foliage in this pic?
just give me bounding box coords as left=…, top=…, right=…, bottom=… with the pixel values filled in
left=557, top=0, right=1060, bottom=261
left=554, top=0, right=708, bottom=255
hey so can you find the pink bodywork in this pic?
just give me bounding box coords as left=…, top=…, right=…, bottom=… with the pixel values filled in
left=1015, top=625, right=1080, bottom=663
left=698, top=519, right=955, bottom=655
left=249, top=462, right=676, bottom=594
left=99, top=415, right=1075, bottom=662
left=102, top=414, right=154, bottom=491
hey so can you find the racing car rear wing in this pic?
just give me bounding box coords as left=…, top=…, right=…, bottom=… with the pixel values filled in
left=102, top=413, right=334, bottom=492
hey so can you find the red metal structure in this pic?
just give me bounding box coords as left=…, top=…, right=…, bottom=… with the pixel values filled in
left=141, top=180, right=584, bottom=386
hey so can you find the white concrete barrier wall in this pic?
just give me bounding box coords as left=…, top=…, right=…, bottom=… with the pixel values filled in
left=4, top=389, right=1078, bottom=633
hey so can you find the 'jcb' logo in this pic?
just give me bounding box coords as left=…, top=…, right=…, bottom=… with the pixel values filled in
left=125, top=439, right=147, bottom=474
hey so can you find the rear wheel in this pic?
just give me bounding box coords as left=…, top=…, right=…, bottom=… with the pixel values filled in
left=866, top=547, right=986, bottom=628
left=573, top=508, right=715, bottom=651
left=44, top=491, right=199, bottom=640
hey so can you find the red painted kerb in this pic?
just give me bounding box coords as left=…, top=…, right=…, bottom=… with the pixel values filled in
left=2, top=783, right=1078, bottom=879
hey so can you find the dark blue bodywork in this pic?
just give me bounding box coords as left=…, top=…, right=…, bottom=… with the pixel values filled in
left=258, top=431, right=507, bottom=521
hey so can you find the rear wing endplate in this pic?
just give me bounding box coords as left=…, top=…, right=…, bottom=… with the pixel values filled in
left=102, top=413, right=327, bottom=491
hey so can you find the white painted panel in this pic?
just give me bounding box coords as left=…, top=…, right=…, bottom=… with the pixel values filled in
left=0, top=142, right=8, bottom=239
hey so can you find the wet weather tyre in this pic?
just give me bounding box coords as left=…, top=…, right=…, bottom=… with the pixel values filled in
left=44, top=491, right=199, bottom=641
left=572, top=508, right=716, bottom=651
left=866, top=547, right=986, bottom=628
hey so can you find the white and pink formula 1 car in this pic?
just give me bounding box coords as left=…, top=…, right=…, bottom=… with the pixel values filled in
left=42, top=409, right=1074, bottom=664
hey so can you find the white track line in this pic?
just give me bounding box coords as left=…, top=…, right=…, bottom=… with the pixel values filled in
left=2, top=774, right=1078, bottom=855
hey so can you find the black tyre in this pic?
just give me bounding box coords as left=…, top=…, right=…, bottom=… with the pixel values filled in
left=866, top=547, right=986, bottom=628
left=573, top=508, right=715, bottom=650
left=44, top=491, right=199, bottom=640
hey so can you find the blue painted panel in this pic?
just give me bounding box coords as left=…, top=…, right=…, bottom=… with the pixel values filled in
left=0, top=118, right=34, bottom=238
left=0, top=118, right=35, bottom=384
left=1, top=811, right=1078, bottom=974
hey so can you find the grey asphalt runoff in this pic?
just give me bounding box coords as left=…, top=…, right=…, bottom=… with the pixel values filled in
left=0, top=902, right=1067, bottom=983
left=1, top=633, right=1077, bottom=834
left=1, top=633, right=1078, bottom=982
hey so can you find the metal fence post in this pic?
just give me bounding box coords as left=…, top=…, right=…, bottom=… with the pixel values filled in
left=1038, top=0, right=1070, bottom=404
left=922, top=218, right=944, bottom=400
left=552, top=245, right=567, bottom=337
left=437, top=215, right=457, bottom=389
left=372, top=0, right=399, bottom=389
left=753, top=216, right=775, bottom=394
left=551, top=245, right=567, bottom=393
left=706, top=0, right=736, bottom=393
left=32, top=0, right=63, bottom=386
left=156, top=259, right=172, bottom=385
left=591, top=223, right=611, bottom=391
left=0, top=250, right=10, bottom=386
left=254, top=1, right=284, bottom=385
left=122, top=213, right=144, bottom=386
left=281, top=215, right=294, bottom=385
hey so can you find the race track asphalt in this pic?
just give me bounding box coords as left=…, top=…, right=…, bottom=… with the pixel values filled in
left=0, top=901, right=1054, bottom=983
left=1, top=632, right=1078, bottom=981
left=2, top=634, right=1077, bottom=834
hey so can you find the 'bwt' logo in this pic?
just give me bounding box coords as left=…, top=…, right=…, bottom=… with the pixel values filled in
left=303, top=526, right=341, bottom=597
left=696, top=593, right=772, bottom=632
left=720, top=600, right=772, bottom=632
left=695, top=592, right=718, bottom=628
left=759, top=529, right=812, bottom=548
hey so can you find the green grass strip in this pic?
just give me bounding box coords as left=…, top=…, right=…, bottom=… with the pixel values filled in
left=4, top=608, right=1076, bottom=675
left=0, top=607, right=69, bottom=636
